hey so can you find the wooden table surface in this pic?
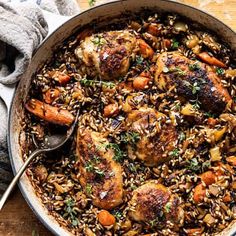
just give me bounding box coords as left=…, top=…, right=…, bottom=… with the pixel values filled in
left=1, top=0, right=236, bottom=235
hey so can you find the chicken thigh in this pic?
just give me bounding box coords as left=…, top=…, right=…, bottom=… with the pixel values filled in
left=126, top=107, right=178, bottom=166
left=129, top=182, right=184, bottom=230
left=155, top=52, right=232, bottom=113
left=76, top=129, right=123, bottom=210
left=75, top=30, right=136, bottom=80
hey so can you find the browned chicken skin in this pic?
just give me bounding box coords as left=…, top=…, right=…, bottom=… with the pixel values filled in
left=75, top=30, right=136, bottom=80
left=76, top=129, right=123, bottom=210
left=126, top=107, right=178, bottom=166
left=129, top=182, right=184, bottom=230
left=155, top=52, right=232, bottom=113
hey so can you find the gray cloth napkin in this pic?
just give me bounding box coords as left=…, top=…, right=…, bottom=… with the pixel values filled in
left=0, top=0, right=80, bottom=195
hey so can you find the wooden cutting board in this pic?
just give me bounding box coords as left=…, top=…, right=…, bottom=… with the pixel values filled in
left=0, top=0, right=235, bottom=235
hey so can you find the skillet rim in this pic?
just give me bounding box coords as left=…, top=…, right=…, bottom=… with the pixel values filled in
left=7, top=0, right=236, bottom=235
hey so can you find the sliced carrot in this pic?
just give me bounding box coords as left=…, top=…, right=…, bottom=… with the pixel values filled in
left=98, top=210, right=116, bottom=226
left=223, top=192, right=232, bottom=203
left=133, top=76, right=150, bottom=90
left=207, top=117, right=217, bottom=127
left=164, top=39, right=171, bottom=49
left=52, top=71, right=71, bottom=85
left=147, top=24, right=161, bottom=36
left=44, top=88, right=60, bottom=104
left=185, top=228, right=203, bottom=236
left=103, top=103, right=119, bottom=118
left=137, top=39, right=154, bottom=59
left=118, top=81, right=133, bottom=92
left=140, top=71, right=151, bottom=78
left=226, top=156, right=236, bottom=166
left=200, top=171, right=216, bottom=186
left=197, top=52, right=226, bottom=68
left=25, top=99, right=74, bottom=126
left=193, top=183, right=206, bottom=203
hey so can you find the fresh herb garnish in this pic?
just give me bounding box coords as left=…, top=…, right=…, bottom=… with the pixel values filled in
left=113, top=210, right=123, bottom=220
left=170, top=148, right=179, bottom=157
left=88, top=0, right=96, bottom=7
left=179, top=132, right=186, bottom=142
left=191, top=98, right=201, bottom=110
left=216, top=67, right=225, bottom=76
left=202, top=160, right=211, bottom=170
left=85, top=161, right=105, bottom=177
left=63, top=198, right=79, bottom=227
left=183, top=81, right=201, bottom=95
left=107, top=143, right=124, bottom=162
left=80, top=78, right=115, bottom=88
left=165, top=202, right=172, bottom=213
left=85, top=184, right=93, bottom=195
left=187, top=158, right=200, bottom=172
left=163, top=66, right=185, bottom=76
left=204, top=112, right=215, bottom=118
left=175, top=67, right=186, bottom=76
left=94, top=168, right=105, bottom=177
left=128, top=163, right=138, bottom=173
left=91, top=35, right=106, bottom=46
left=121, top=131, right=140, bottom=145
left=191, top=82, right=201, bottom=94
left=172, top=38, right=179, bottom=49
left=85, top=161, right=94, bottom=172
left=189, top=62, right=200, bottom=71
left=135, top=55, right=144, bottom=65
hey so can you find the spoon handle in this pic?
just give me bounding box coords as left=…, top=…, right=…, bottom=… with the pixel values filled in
left=0, top=149, right=44, bottom=210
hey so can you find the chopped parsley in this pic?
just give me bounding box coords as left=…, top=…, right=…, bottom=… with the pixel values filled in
left=216, top=67, right=225, bottom=76
left=172, top=38, right=179, bottom=49
left=80, top=78, right=115, bottom=88
left=187, top=158, right=200, bottom=172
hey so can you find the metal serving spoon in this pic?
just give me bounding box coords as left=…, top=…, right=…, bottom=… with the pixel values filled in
left=0, top=111, right=79, bottom=211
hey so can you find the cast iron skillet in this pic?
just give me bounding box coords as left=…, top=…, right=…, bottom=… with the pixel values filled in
left=4, top=0, right=236, bottom=235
